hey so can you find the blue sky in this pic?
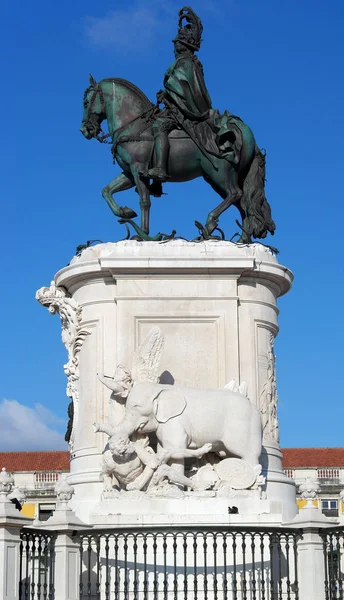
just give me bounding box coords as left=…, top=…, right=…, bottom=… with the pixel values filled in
left=0, top=0, right=343, bottom=450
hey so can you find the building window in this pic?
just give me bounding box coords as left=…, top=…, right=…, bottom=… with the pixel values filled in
left=284, top=469, right=294, bottom=479
left=321, top=499, right=338, bottom=517
left=38, top=503, right=55, bottom=521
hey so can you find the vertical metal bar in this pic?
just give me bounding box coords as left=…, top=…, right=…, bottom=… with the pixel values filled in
left=269, top=533, right=275, bottom=600
left=104, top=535, right=110, bottom=600
left=30, top=532, right=36, bottom=600
left=193, top=533, right=198, bottom=600
left=42, top=535, right=49, bottom=600
left=329, top=533, right=336, bottom=600
left=173, top=532, right=178, bottom=600
left=337, top=531, right=343, bottom=600
left=79, top=537, right=84, bottom=599
left=19, top=536, right=24, bottom=600
left=133, top=534, right=139, bottom=600
left=37, top=535, right=42, bottom=600
left=203, top=532, right=208, bottom=600
left=277, top=534, right=283, bottom=600
left=24, top=534, right=30, bottom=600
left=285, top=534, right=291, bottom=600
left=242, top=532, right=247, bottom=600
left=183, top=533, right=188, bottom=600
left=251, top=533, right=257, bottom=600
left=114, top=534, right=120, bottom=600
left=163, top=533, right=168, bottom=600
left=232, top=532, right=238, bottom=600
left=260, top=533, right=266, bottom=600
left=143, top=533, right=148, bottom=600
left=223, top=533, right=228, bottom=600
left=153, top=533, right=158, bottom=600
left=124, top=533, right=129, bottom=600
left=293, top=532, right=300, bottom=600
left=48, top=535, right=55, bottom=600
left=87, top=536, right=92, bottom=598
left=213, top=532, right=218, bottom=600
left=95, top=536, right=101, bottom=599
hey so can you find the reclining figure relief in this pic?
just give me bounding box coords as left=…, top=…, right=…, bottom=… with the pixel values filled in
left=93, top=421, right=212, bottom=494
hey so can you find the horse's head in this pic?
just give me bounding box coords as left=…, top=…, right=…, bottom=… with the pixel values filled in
left=80, top=74, right=106, bottom=140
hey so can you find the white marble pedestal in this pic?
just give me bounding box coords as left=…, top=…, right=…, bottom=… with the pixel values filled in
left=37, top=240, right=296, bottom=525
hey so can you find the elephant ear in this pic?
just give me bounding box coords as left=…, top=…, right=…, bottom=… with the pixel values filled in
left=154, top=388, right=187, bottom=423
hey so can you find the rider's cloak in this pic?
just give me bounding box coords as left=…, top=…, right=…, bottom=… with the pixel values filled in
left=163, top=55, right=212, bottom=121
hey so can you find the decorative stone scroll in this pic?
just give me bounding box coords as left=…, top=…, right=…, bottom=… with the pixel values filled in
left=36, top=281, right=91, bottom=449
left=260, top=332, right=279, bottom=443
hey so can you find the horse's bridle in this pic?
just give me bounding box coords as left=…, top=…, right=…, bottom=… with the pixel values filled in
left=84, top=83, right=156, bottom=146
left=84, top=83, right=112, bottom=144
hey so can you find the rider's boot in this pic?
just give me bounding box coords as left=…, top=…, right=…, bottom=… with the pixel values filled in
left=148, top=130, right=171, bottom=182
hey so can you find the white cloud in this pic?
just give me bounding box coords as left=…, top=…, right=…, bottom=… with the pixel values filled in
left=84, top=0, right=222, bottom=52
left=0, top=399, right=67, bottom=451
left=84, top=1, right=166, bottom=51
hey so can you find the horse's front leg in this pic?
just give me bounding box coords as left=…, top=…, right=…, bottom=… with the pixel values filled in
left=102, top=172, right=137, bottom=219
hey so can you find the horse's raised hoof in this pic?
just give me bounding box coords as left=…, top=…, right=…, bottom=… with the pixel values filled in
left=118, top=206, right=138, bottom=219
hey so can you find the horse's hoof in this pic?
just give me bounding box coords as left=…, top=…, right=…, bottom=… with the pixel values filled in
left=119, top=206, right=138, bottom=219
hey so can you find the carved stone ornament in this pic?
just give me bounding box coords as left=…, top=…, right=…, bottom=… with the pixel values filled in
left=0, top=468, right=14, bottom=501
left=298, top=477, right=320, bottom=501
left=55, top=479, right=75, bottom=506
left=214, top=458, right=257, bottom=490
left=36, top=281, right=91, bottom=450
left=260, top=332, right=279, bottom=443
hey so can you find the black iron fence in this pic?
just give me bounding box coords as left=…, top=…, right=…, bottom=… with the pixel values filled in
left=320, top=527, right=344, bottom=600
left=74, top=526, right=301, bottom=600
left=19, top=528, right=56, bottom=600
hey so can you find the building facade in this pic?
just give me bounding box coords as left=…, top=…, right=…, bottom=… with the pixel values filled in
left=0, top=451, right=69, bottom=519
left=283, top=447, right=344, bottom=519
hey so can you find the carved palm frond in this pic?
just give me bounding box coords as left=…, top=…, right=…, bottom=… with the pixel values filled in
left=131, top=327, right=164, bottom=383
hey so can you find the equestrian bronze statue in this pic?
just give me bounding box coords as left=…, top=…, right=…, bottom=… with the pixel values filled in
left=80, top=6, right=275, bottom=243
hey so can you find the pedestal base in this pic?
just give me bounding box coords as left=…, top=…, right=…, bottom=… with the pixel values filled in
left=39, top=240, right=297, bottom=525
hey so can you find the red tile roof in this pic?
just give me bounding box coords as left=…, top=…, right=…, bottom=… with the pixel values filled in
left=0, top=451, right=70, bottom=472
left=282, top=448, right=344, bottom=468
left=0, top=448, right=344, bottom=472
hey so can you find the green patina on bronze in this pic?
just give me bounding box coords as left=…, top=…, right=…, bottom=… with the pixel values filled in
left=80, top=6, right=275, bottom=243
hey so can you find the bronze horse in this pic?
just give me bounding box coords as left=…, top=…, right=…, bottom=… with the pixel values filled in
left=80, top=76, right=275, bottom=242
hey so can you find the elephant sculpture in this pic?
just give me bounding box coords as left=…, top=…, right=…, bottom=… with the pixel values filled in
left=99, top=377, right=262, bottom=471
left=98, top=327, right=263, bottom=484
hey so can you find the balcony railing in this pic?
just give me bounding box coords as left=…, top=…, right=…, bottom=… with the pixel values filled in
left=322, top=508, right=339, bottom=518
left=317, top=469, right=340, bottom=480
left=34, top=481, right=58, bottom=490
left=25, top=487, right=56, bottom=497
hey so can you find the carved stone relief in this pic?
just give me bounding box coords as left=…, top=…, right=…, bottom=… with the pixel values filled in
left=260, top=331, right=279, bottom=443
left=94, top=327, right=264, bottom=499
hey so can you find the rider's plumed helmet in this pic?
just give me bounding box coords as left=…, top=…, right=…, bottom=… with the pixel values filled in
left=173, top=6, right=203, bottom=52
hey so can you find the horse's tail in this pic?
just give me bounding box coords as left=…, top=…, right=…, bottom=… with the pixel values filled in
left=240, top=145, right=276, bottom=239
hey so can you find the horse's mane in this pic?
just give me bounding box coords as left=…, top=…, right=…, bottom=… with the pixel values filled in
left=102, top=78, right=153, bottom=107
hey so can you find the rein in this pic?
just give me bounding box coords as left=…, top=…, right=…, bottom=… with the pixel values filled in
left=86, top=83, right=156, bottom=145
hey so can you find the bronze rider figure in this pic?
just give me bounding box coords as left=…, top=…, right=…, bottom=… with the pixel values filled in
left=148, top=7, right=212, bottom=182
